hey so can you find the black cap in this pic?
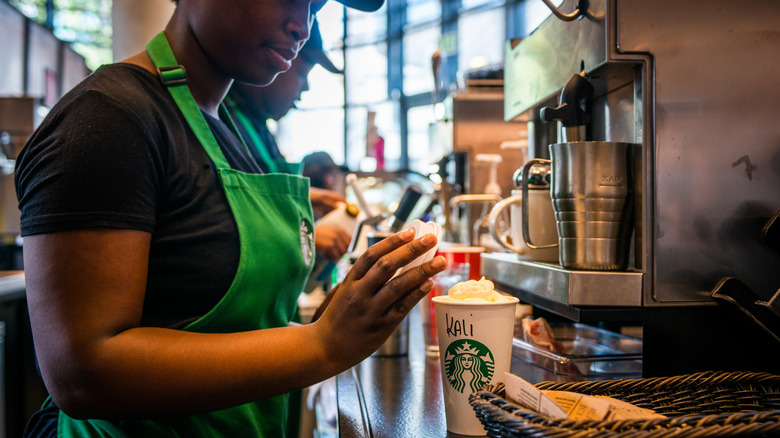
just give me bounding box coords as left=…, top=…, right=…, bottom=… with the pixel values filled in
left=334, top=0, right=384, bottom=12
left=302, top=151, right=350, bottom=174
left=301, top=20, right=341, bottom=74
left=302, top=152, right=350, bottom=190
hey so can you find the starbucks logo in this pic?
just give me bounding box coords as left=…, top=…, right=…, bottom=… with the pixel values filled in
left=443, top=339, right=495, bottom=394
left=300, top=219, right=314, bottom=266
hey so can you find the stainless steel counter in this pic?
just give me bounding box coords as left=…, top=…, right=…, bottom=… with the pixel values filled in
left=337, top=307, right=478, bottom=437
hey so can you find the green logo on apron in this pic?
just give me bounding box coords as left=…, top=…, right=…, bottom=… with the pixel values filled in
left=300, top=219, right=314, bottom=265
left=443, top=339, right=495, bottom=394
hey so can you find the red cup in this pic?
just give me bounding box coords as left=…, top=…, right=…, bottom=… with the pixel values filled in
left=435, top=243, right=485, bottom=280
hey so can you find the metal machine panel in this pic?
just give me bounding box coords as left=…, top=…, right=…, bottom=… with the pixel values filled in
left=619, top=0, right=780, bottom=303
left=482, top=253, right=642, bottom=306
left=504, top=0, right=607, bottom=121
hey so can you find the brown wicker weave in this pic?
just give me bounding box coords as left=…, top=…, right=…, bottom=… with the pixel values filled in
left=469, top=370, right=780, bottom=437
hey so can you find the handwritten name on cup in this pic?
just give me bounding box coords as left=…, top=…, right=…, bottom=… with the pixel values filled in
left=445, top=312, right=474, bottom=337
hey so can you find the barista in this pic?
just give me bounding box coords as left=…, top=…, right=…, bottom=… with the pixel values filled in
left=16, top=0, right=446, bottom=436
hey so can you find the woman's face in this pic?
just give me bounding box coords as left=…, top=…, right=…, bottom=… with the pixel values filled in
left=460, top=355, right=474, bottom=370
left=183, top=0, right=327, bottom=86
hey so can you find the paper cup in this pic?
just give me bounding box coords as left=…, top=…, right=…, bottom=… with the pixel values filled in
left=433, top=295, right=519, bottom=436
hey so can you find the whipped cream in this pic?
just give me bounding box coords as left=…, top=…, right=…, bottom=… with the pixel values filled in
left=436, top=277, right=516, bottom=303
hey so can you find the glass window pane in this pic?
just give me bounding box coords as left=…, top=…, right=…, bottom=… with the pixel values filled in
left=346, top=5, right=387, bottom=46
left=277, top=108, right=345, bottom=164
left=317, top=2, right=345, bottom=45
left=345, top=101, right=397, bottom=171
left=514, top=0, right=561, bottom=36
left=461, top=0, right=502, bottom=10
left=373, top=101, right=400, bottom=171
left=346, top=107, right=369, bottom=170
left=11, top=0, right=113, bottom=69
left=403, top=24, right=440, bottom=96
left=458, top=8, right=505, bottom=73
left=346, top=44, right=388, bottom=104
left=298, top=63, right=345, bottom=110
left=406, top=104, right=439, bottom=173
left=406, top=0, right=440, bottom=25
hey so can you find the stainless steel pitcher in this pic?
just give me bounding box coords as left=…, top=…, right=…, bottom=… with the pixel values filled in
left=524, top=141, right=638, bottom=270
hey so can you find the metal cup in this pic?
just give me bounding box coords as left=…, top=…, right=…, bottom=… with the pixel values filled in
left=368, top=231, right=410, bottom=356
left=526, top=142, right=637, bottom=271
left=372, top=316, right=409, bottom=356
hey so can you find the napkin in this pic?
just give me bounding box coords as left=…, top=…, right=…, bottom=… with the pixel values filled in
left=394, top=220, right=442, bottom=278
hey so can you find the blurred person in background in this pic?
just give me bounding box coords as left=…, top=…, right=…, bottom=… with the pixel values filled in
left=301, top=150, right=349, bottom=196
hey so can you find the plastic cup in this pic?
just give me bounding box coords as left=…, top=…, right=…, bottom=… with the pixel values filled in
left=433, top=295, right=518, bottom=436
left=436, top=243, right=485, bottom=280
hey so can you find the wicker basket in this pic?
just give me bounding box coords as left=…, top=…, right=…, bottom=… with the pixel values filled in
left=469, top=370, right=780, bottom=437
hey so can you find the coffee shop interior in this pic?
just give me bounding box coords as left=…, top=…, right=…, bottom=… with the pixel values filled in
left=2, top=0, right=780, bottom=436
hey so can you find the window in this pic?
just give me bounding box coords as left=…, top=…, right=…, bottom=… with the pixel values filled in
left=406, top=104, right=439, bottom=173
left=402, top=24, right=440, bottom=96
left=345, top=100, right=397, bottom=171
left=406, top=0, right=440, bottom=25
left=280, top=0, right=554, bottom=172
left=511, top=0, right=562, bottom=36
left=457, top=8, right=505, bottom=73
left=345, top=44, right=389, bottom=105
left=10, top=0, right=111, bottom=69
left=276, top=108, right=345, bottom=164
left=346, top=5, right=387, bottom=46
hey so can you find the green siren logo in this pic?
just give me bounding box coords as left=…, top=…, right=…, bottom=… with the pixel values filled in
left=443, top=339, right=495, bottom=394
left=300, top=219, right=314, bottom=266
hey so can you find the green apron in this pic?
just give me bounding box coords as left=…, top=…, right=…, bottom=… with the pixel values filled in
left=58, top=32, right=315, bottom=437
left=223, top=95, right=302, bottom=175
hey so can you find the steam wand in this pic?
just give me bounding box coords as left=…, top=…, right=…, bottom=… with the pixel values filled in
left=539, top=70, right=594, bottom=142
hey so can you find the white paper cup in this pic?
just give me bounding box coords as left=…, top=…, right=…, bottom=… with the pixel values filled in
left=433, top=295, right=519, bottom=436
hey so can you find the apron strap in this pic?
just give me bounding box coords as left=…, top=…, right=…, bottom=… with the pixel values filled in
left=146, top=31, right=233, bottom=170
left=224, top=96, right=281, bottom=173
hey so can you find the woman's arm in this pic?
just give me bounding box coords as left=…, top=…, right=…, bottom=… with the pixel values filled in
left=24, top=227, right=443, bottom=420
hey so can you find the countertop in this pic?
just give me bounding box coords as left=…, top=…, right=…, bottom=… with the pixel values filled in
left=336, top=306, right=478, bottom=438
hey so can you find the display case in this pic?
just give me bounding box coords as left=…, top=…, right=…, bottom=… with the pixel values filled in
left=511, top=323, right=642, bottom=384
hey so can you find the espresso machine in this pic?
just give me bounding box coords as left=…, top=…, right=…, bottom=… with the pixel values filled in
left=483, top=0, right=780, bottom=376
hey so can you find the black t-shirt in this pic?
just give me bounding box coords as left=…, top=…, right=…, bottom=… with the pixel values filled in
left=15, top=63, right=262, bottom=328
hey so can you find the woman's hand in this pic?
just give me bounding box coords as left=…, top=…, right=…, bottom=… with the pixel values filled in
left=312, top=228, right=446, bottom=367
left=314, top=224, right=352, bottom=261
